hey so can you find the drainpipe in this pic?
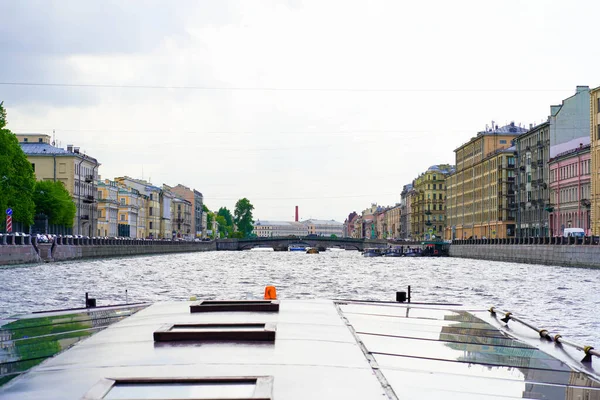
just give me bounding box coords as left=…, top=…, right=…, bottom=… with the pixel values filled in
left=77, top=156, right=85, bottom=236
left=92, top=161, right=98, bottom=238
left=53, top=154, right=57, bottom=182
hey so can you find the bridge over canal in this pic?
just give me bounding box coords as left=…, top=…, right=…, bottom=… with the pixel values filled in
left=216, top=237, right=394, bottom=251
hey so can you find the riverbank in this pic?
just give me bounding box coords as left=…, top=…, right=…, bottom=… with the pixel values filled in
left=449, top=243, right=600, bottom=268
left=0, top=239, right=216, bottom=266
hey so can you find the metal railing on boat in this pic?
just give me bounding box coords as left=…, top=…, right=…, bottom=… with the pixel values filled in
left=490, top=306, right=599, bottom=363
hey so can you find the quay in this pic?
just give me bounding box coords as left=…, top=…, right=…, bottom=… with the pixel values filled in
left=2, top=235, right=600, bottom=268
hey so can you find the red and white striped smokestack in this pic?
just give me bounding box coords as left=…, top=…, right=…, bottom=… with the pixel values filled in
left=295, top=206, right=299, bottom=222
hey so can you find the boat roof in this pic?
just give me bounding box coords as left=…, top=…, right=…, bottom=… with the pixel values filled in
left=1, top=299, right=599, bottom=399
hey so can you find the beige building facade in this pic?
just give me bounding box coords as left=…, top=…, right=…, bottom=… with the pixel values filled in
left=97, top=179, right=119, bottom=237
left=18, top=134, right=100, bottom=236
left=445, top=124, right=525, bottom=240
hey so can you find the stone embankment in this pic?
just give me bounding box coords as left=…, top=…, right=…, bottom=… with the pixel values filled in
left=0, top=235, right=215, bottom=266
left=450, top=237, right=600, bottom=268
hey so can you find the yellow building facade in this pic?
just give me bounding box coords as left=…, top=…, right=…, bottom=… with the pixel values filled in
left=445, top=124, right=524, bottom=240
left=409, top=165, right=454, bottom=241
left=115, top=177, right=161, bottom=238
left=97, top=179, right=119, bottom=237
left=591, top=87, right=600, bottom=235
left=18, top=134, right=100, bottom=236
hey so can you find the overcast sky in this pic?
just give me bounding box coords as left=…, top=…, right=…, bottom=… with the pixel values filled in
left=2, top=0, right=599, bottom=222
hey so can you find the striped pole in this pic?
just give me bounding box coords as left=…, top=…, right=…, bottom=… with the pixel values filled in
left=6, top=215, right=12, bottom=233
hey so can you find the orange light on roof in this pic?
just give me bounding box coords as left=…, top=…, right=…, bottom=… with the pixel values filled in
left=264, top=285, right=277, bottom=300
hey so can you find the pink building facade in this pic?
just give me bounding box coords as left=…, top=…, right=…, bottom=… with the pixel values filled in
left=548, top=143, right=591, bottom=236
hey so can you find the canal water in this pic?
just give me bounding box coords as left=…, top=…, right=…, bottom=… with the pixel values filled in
left=1, top=250, right=599, bottom=346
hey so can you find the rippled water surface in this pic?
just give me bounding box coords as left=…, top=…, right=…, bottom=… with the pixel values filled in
left=1, top=251, right=599, bottom=346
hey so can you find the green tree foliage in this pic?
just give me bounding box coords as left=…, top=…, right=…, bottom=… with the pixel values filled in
left=230, top=231, right=244, bottom=239
left=0, top=102, right=36, bottom=227
left=203, top=204, right=213, bottom=227
left=215, top=215, right=230, bottom=238
left=217, top=207, right=233, bottom=227
left=33, top=180, right=76, bottom=227
left=234, top=198, right=254, bottom=238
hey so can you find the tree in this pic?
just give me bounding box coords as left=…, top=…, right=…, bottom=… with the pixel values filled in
left=217, top=207, right=233, bottom=227
left=0, top=102, right=36, bottom=228
left=33, top=180, right=76, bottom=227
left=234, top=198, right=254, bottom=238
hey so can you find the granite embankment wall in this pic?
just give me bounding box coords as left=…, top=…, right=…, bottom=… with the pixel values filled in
left=450, top=243, right=600, bottom=268
left=0, top=236, right=216, bottom=266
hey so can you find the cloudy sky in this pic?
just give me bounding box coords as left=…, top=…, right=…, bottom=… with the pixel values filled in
left=2, top=0, right=599, bottom=222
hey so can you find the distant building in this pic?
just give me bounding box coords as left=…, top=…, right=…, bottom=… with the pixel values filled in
left=252, top=221, right=308, bottom=237
left=411, top=164, right=454, bottom=241
left=168, top=184, right=204, bottom=238
left=445, top=122, right=524, bottom=240
left=384, top=204, right=401, bottom=239
left=548, top=139, right=591, bottom=236
left=400, top=184, right=413, bottom=239
left=171, top=197, right=193, bottom=239
left=516, top=86, right=590, bottom=237
left=18, top=134, right=100, bottom=236
left=343, top=212, right=358, bottom=238
left=116, top=185, right=144, bottom=238
left=115, top=177, right=162, bottom=238
left=590, top=86, right=600, bottom=235
left=301, top=219, right=344, bottom=237
left=97, top=179, right=119, bottom=237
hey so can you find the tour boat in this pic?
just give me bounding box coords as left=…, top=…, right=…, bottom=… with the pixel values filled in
left=362, top=248, right=384, bottom=257
left=288, top=244, right=306, bottom=252
left=1, top=294, right=599, bottom=399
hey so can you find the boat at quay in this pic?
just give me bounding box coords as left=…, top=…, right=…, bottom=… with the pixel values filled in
left=1, top=294, right=599, bottom=399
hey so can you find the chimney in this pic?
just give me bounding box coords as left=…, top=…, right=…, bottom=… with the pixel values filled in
left=295, top=206, right=299, bottom=222
left=74, top=147, right=80, bottom=154
left=67, top=144, right=73, bottom=152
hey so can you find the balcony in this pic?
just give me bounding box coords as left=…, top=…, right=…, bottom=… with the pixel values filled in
left=83, top=195, right=95, bottom=203
left=537, top=141, right=544, bottom=148
left=526, top=145, right=531, bottom=151
left=424, top=211, right=432, bottom=215
left=519, top=166, right=525, bottom=171
left=537, top=159, right=544, bottom=166
left=85, top=174, right=94, bottom=183
left=507, top=190, right=515, bottom=196
left=80, top=215, right=90, bottom=220
left=174, top=218, right=185, bottom=223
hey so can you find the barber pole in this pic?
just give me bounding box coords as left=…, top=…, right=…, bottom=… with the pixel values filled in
left=6, top=215, right=12, bottom=233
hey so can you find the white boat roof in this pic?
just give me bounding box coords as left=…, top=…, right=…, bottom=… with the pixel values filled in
left=1, top=299, right=599, bottom=399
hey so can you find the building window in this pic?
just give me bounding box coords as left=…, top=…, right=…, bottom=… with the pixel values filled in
left=149, top=207, right=153, bottom=216
left=31, top=163, right=35, bottom=171
left=149, top=221, right=153, bottom=229
left=38, top=138, right=43, bottom=143
left=97, top=191, right=102, bottom=199
left=500, top=140, right=507, bottom=144
left=120, top=198, right=125, bottom=205
left=120, top=214, right=125, bottom=221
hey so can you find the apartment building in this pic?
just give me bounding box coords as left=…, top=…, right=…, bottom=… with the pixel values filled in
left=115, top=177, right=162, bottom=238
left=516, top=86, right=590, bottom=237
left=18, top=134, right=100, bottom=236
left=410, top=164, right=454, bottom=241
left=549, top=139, right=591, bottom=236
left=168, top=184, right=204, bottom=238
left=97, top=179, right=119, bottom=237
left=590, top=86, right=600, bottom=235
left=446, top=123, right=524, bottom=240
left=172, top=197, right=193, bottom=239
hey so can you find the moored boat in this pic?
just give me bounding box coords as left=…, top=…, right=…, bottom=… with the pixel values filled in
left=362, top=248, right=384, bottom=257
left=306, top=247, right=319, bottom=254
left=288, top=244, right=306, bottom=251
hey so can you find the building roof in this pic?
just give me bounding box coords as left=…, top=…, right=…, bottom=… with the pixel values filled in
left=478, top=121, right=528, bottom=135
left=549, top=136, right=591, bottom=159
left=302, top=219, right=343, bottom=225
left=253, top=220, right=305, bottom=227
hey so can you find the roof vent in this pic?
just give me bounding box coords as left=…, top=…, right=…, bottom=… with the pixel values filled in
left=154, top=323, right=277, bottom=342
left=190, top=300, right=279, bottom=313
left=67, top=145, right=73, bottom=152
